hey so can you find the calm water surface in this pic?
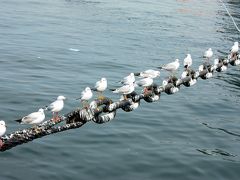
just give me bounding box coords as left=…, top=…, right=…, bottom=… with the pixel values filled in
left=0, top=0, right=240, bottom=179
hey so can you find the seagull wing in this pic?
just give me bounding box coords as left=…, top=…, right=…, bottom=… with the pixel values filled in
left=22, top=112, right=40, bottom=123
left=95, top=80, right=101, bottom=89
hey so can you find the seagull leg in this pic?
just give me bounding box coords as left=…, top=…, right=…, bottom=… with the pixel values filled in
left=0, top=139, right=3, bottom=148
left=98, top=91, right=104, bottom=100
left=80, top=100, right=86, bottom=109
left=56, top=112, right=60, bottom=121
left=85, top=101, right=89, bottom=109
left=52, top=112, right=59, bottom=122
left=143, top=87, right=148, bottom=95
left=52, top=112, right=55, bottom=121
left=82, top=100, right=88, bottom=109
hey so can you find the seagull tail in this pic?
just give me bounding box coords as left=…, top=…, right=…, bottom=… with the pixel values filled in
left=134, top=72, right=140, bottom=76
left=91, top=87, right=97, bottom=91
left=109, top=88, right=116, bottom=92
left=15, top=119, right=22, bottom=123
left=44, top=106, right=49, bottom=111
left=157, top=66, right=163, bottom=70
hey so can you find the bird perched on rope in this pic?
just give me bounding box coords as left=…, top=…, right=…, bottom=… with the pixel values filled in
left=183, top=54, right=192, bottom=69
left=0, top=120, right=6, bottom=147
left=203, top=48, right=213, bottom=61
left=135, top=77, right=154, bottom=94
left=135, top=69, right=160, bottom=79
left=15, top=108, right=46, bottom=125
left=46, top=95, right=66, bottom=122
left=157, top=59, right=180, bottom=76
left=92, top=78, right=107, bottom=99
left=119, top=73, right=135, bottom=85
left=77, top=87, right=93, bottom=108
left=230, top=41, right=239, bottom=59
left=111, top=82, right=135, bottom=100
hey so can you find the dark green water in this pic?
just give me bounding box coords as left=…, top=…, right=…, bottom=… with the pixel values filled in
left=0, top=0, right=240, bottom=179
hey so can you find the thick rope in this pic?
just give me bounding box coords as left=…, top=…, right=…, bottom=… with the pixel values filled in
left=0, top=50, right=239, bottom=152
left=219, top=0, right=240, bottom=33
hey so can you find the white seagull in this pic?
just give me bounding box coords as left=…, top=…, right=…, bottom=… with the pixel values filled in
left=15, top=108, right=45, bottom=124
left=183, top=54, right=192, bottom=68
left=230, top=42, right=239, bottom=59
left=135, top=77, right=153, bottom=87
left=77, top=87, right=93, bottom=108
left=203, top=48, right=213, bottom=60
left=231, top=42, right=239, bottom=54
left=94, top=78, right=107, bottom=98
left=0, top=120, right=6, bottom=147
left=112, top=83, right=135, bottom=99
left=120, top=73, right=135, bottom=85
left=138, top=69, right=160, bottom=79
left=158, top=59, right=180, bottom=75
left=47, top=95, right=66, bottom=122
left=135, top=77, right=154, bottom=94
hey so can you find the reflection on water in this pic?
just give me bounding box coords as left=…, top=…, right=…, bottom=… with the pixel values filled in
left=197, top=148, right=236, bottom=157
left=203, top=122, right=240, bottom=137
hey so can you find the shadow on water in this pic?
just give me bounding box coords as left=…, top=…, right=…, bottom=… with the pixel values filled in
left=202, top=122, right=240, bottom=137
left=196, top=148, right=239, bottom=163
left=197, top=148, right=236, bottom=157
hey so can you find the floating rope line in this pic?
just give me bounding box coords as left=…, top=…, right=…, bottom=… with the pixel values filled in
left=0, top=48, right=239, bottom=152
left=219, top=0, right=240, bottom=33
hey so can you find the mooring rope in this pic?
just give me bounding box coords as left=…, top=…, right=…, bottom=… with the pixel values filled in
left=219, top=0, right=240, bottom=33
left=0, top=45, right=239, bottom=152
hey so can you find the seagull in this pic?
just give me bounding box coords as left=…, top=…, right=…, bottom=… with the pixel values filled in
left=15, top=108, right=45, bottom=124
left=157, top=59, right=180, bottom=75
left=137, top=69, right=160, bottom=79
left=231, top=42, right=239, bottom=54
left=112, top=83, right=135, bottom=99
left=77, top=87, right=93, bottom=108
left=119, top=73, right=135, bottom=85
left=93, top=78, right=107, bottom=99
left=230, top=42, right=239, bottom=59
left=46, top=95, right=66, bottom=122
left=0, top=120, right=6, bottom=147
left=183, top=54, right=192, bottom=68
left=135, top=77, right=154, bottom=94
left=203, top=48, right=213, bottom=60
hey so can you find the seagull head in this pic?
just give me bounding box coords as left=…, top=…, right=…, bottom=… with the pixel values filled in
left=57, top=95, right=66, bottom=100
left=208, top=48, right=212, bottom=51
left=101, top=77, right=107, bottom=82
left=85, top=87, right=91, bottom=91
left=0, top=120, right=6, bottom=127
left=38, top=108, right=45, bottom=113
left=234, top=42, right=239, bottom=46
left=175, top=59, right=179, bottom=63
